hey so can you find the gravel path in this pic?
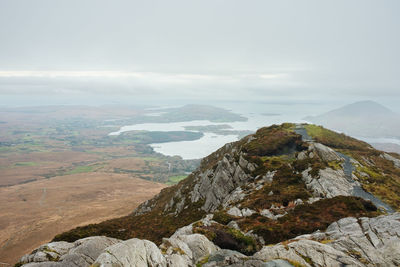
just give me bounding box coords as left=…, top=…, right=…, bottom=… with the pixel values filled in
left=337, top=152, right=394, bottom=213
left=295, top=124, right=394, bottom=213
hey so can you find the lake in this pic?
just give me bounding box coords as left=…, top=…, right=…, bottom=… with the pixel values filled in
left=108, top=103, right=400, bottom=159
left=109, top=106, right=310, bottom=159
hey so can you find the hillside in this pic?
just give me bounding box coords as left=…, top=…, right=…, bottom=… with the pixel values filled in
left=304, top=100, right=400, bottom=139
left=17, top=123, right=400, bottom=266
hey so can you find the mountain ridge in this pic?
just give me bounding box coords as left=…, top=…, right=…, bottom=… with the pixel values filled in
left=17, top=123, right=400, bottom=266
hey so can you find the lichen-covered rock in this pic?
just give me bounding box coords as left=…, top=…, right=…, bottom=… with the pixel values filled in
left=260, top=209, right=277, bottom=220
left=165, top=253, right=192, bottom=267
left=309, top=142, right=342, bottom=162
left=203, top=250, right=294, bottom=267
left=191, top=152, right=253, bottom=212
left=18, top=236, right=120, bottom=267
left=19, top=241, right=74, bottom=264
left=203, top=249, right=246, bottom=266
left=227, top=207, right=256, bottom=217
left=227, top=206, right=242, bottom=217
left=263, top=259, right=294, bottom=267
left=162, top=233, right=219, bottom=264
left=254, top=213, right=400, bottom=267
left=302, top=167, right=354, bottom=198
left=93, top=238, right=166, bottom=267
left=222, top=187, right=246, bottom=208
left=241, top=208, right=256, bottom=217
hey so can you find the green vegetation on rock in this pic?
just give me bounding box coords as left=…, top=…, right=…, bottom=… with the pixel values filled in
left=166, top=175, right=187, bottom=185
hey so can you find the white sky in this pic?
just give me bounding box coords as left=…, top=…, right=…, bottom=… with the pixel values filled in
left=0, top=0, right=399, bottom=106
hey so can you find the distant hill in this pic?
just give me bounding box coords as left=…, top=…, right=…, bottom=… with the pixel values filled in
left=371, top=142, right=400, bottom=154
left=304, top=100, right=400, bottom=139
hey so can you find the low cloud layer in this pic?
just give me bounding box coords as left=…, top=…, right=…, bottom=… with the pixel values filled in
left=0, top=0, right=399, bottom=105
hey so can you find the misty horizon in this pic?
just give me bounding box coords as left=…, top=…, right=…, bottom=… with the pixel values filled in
left=0, top=0, right=399, bottom=109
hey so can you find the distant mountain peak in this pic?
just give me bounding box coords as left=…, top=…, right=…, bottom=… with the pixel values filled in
left=330, top=100, right=395, bottom=115
left=304, top=100, right=400, bottom=139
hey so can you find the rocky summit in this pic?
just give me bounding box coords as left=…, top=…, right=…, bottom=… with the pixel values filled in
left=17, top=123, right=400, bottom=267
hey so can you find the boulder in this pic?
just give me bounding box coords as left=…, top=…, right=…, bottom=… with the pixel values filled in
left=302, top=167, right=354, bottom=198
left=203, top=249, right=246, bottom=266
left=93, top=238, right=166, bottom=267
left=260, top=209, right=276, bottom=220
left=174, top=234, right=219, bottom=263
left=227, top=207, right=242, bottom=217
left=165, top=254, right=192, bottom=267
left=309, top=143, right=342, bottom=162
left=18, top=236, right=120, bottom=267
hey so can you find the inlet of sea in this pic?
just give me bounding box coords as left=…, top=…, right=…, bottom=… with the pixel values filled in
left=108, top=103, right=321, bottom=160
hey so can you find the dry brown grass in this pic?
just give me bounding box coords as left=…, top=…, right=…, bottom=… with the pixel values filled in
left=0, top=172, right=166, bottom=265
left=0, top=151, right=102, bottom=186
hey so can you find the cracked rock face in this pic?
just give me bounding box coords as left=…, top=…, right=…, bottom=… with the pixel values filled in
left=302, top=167, right=354, bottom=198
left=254, top=213, right=400, bottom=267
left=18, top=217, right=219, bottom=267
left=18, top=236, right=120, bottom=267
left=94, top=238, right=166, bottom=267
left=309, top=142, right=342, bottom=162
left=191, top=153, right=253, bottom=212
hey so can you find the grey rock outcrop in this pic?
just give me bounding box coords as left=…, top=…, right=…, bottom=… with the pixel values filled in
left=18, top=213, right=400, bottom=267
left=94, top=238, right=166, bottom=267
left=202, top=249, right=247, bottom=266
left=160, top=233, right=219, bottom=265
left=203, top=250, right=294, bottom=267
left=302, top=167, right=354, bottom=198
left=309, top=142, right=342, bottom=162
left=254, top=213, right=400, bottom=267
left=191, top=151, right=254, bottom=212
left=18, top=236, right=120, bottom=267
left=19, top=232, right=218, bottom=267
left=227, top=207, right=256, bottom=217
left=227, top=206, right=242, bottom=217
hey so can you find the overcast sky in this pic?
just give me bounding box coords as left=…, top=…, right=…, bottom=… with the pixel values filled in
left=0, top=0, right=399, bottom=107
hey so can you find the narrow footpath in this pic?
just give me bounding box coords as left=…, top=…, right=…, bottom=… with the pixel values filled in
left=295, top=124, right=394, bottom=213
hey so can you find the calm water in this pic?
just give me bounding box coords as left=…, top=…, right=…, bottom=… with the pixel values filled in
left=109, top=102, right=400, bottom=159
left=108, top=103, right=316, bottom=159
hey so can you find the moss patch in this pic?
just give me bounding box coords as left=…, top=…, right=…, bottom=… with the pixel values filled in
left=193, top=223, right=259, bottom=255
left=166, top=175, right=187, bottom=185
left=213, top=210, right=238, bottom=225
left=304, top=125, right=372, bottom=151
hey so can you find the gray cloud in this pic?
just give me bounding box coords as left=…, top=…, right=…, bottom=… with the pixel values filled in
left=0, top=0, right=399, bottom=105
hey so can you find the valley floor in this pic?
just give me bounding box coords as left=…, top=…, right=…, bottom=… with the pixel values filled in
left=0, top=172, right=166, bottom=264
